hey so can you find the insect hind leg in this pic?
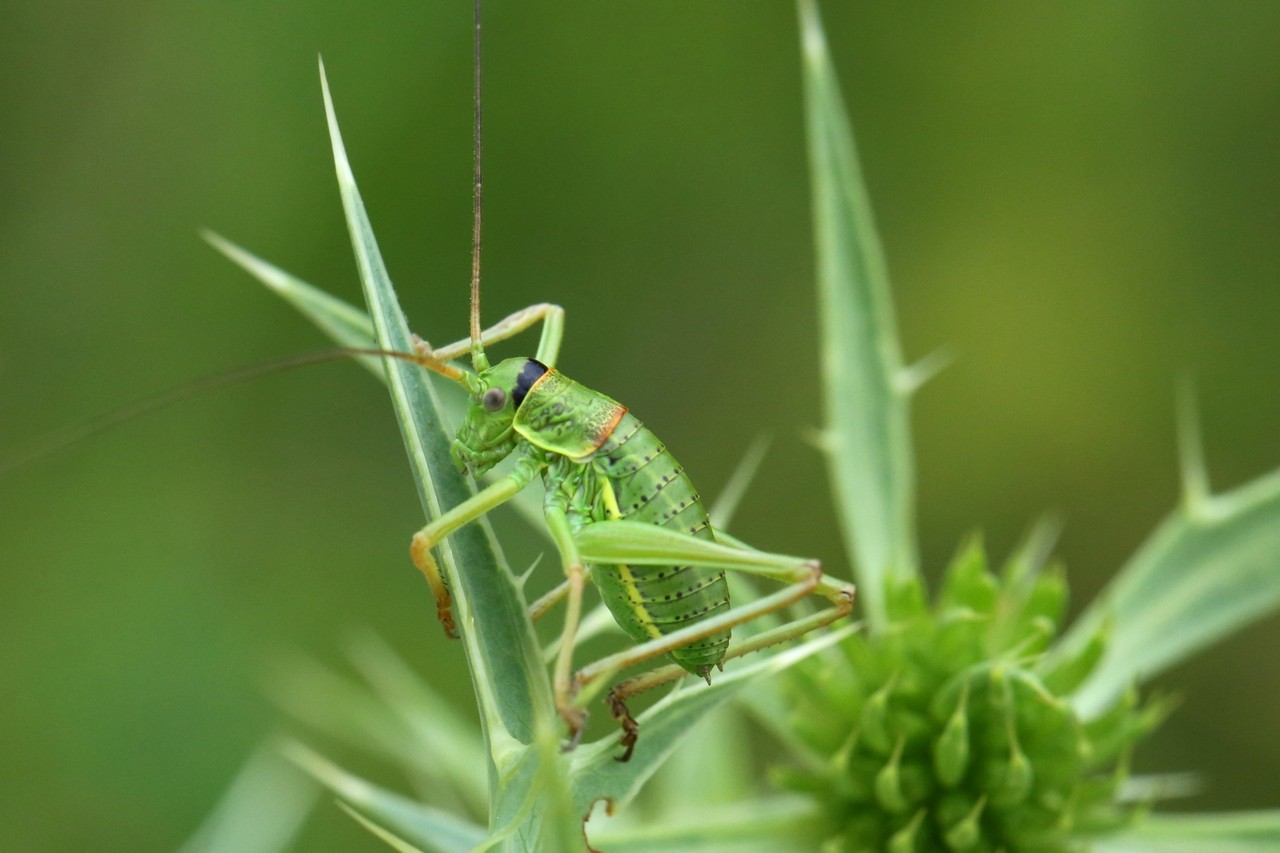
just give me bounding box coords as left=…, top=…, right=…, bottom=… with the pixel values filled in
left=602, top=599, right=854, bottom=761
left=565, top=521, right=855, bottom=760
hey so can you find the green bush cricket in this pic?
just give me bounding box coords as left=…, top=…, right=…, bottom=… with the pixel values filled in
left=401, top=298, right=856, bottom=760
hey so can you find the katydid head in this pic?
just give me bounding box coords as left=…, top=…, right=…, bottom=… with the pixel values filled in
left=450, top=356, right=547, bottom=476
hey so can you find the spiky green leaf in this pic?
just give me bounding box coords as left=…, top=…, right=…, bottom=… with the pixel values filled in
left=1094, top=810, right=1280, bottom=853
left=321, top=58, right=549, bottom=744
left=202, top=230, right=379, bottom=368
left=1060, top=463, right=1280, bottom=717
left=590, top=796, right=823, bottom=852
left=798, top=0, right=919, bottom=632
left=263, top=650, right=485, bottom=817
left=284, top=742, right=484, bottom=853
left=320, top=63, right=583, bottom=850
left=179, top=743, right=319, bottom=853
left=339, top=804, right=428, bottom=853
left=342, top=632, right=488, bottom=813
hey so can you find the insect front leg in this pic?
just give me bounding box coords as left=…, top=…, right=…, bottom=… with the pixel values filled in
left=409, top=454, right=539, bottom=637
left=417, top=302, right=565, bottom=368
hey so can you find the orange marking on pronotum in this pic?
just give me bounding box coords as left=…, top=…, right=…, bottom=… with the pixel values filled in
left=590, top=405, right=628, bottom=451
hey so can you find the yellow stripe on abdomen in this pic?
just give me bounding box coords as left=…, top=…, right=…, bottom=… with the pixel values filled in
left=595, top=477, right=663, bottom=640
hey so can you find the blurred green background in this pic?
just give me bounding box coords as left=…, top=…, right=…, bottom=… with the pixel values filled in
left=3, top=2, right=1280, bottom=849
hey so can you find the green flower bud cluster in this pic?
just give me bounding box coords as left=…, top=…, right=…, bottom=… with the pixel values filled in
left=774, top=538, right=1170, bottom=852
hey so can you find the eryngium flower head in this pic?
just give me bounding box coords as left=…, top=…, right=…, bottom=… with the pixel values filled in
left=774, top=537, right=1170, bottom=852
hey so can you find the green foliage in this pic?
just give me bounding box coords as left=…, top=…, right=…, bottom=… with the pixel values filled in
left=321, top=58, right=575, bottom=848
left=1096, top=810, right=1280, bottom=853
left=180, top=744, right=319, bottom=853
left=772, top=2, right=1280, bottom=850
left=1060, top=396, right=1280, bottom=716
left=777, top=541, right=1165, bottom=851
left=283, top=742, right=482, bottom=853
left=799, top=0, right=918, bottom=632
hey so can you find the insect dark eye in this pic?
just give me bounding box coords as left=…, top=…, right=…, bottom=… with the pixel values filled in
left=481, top=387, right=507, bottom=412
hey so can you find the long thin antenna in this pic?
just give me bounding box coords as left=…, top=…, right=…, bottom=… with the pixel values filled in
left=0, top=347, right=468, bottom=478
left=469, top=0, right=489, bottom=373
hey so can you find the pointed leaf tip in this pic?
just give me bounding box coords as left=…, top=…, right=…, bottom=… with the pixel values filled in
left=201, top=232, right=379, bottom=367
left=873, top=736, right=910, bottom=814
left=319, top=61, right=355, bottom=188
left=198, top=226, right=222, bottom=248
left=1176, top=379, right=1210, bottom=511
left=708, top=433, right=772, bottom=530
left=943, top=795, right=987, bottom=851
left=798, top=0, right=825, bottom=61
left=933, top=683, right=970, bottom=787
left=887, top=809, right=927, bottom=853
left=897, top=347, right=954, bottom=396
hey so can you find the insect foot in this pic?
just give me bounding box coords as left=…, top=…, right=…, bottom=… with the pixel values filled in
left=559, top=704, right=589, bottom=753
left=607, top=690, right=640, bottom=763
left=806, top=559, right=858, bottom=614
left=434, top=596, right=458, bottom=640
left=409, top=531, right=459, bottom=639
left=834, top=581, right=857, bottom=614
left=408, top=333, right=433, bottom=357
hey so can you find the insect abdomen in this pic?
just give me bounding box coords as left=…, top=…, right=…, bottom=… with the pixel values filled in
left=591, top=413, right=730, bottom=677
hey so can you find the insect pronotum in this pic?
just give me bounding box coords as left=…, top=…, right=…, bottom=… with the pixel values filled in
left=397, top=0, right=857, bottom=761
